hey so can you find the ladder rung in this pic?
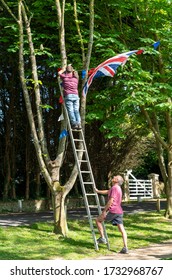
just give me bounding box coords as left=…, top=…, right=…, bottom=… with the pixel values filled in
left=73, top=139, right=84, bottom=142
left=78, top=160, right=88, bottom=162
left=76, top=149, right=86, bottom=152
left=81, top=171, right=91, bottom=173
left=71, top=128, right=81, bottom=131
left=85, top=193, right=96, bottom=196
left=86, top=215, right=97, bottom=218
left=83, top=182, right=94, bottom=184
left=85, top=215, right=96, bottom=219
left=86, top=208, right=99, bottom=212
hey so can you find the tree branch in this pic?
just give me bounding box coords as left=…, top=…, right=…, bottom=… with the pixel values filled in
left=18, top=0, right=52, bottom=188
left=21, top=2, right=50, bottom=164
left=55, top=0, right=67, bottom=66
left=0, top=0, right=18, bottom=22
left=73, top=0, right=86, bottom=63
left=140, top=106, right=168, bottom=150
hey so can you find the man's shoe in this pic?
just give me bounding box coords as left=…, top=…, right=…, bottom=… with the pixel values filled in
left=119, top=247, right=129, bottom=254
left=77, top=125, right=82, bottom=130
left=71, top=125, right=78, bottom=130
left=97, top=237, right=107, bottom=244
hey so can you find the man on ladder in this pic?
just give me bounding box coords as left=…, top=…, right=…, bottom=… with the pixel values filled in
left=58, top=64, right=82, bottom=130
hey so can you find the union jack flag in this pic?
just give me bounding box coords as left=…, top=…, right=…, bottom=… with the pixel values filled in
left=82, top=50, right=143, bottom=96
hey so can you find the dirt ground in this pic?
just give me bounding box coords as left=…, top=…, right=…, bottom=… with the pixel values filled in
left=93, top=240, right=172, bottom=260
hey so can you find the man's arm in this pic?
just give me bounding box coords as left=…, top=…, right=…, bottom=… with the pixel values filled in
left=58, top=66, right=66, bottom=75
left=95, top=187, right=112, bottom=217
left=73, top=70, right=79, bottom=80
left=95, top=188, right=108, bottom=195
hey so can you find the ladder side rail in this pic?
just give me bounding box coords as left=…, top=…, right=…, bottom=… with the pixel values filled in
left=75, top=131, right=99, bottom=190
left=78, top=131, right=110, bottom=249
left=70, top=130, right=110, bottom=250
left=66, top=126, right=100, bottom=250
left=74, top=159, right=102, bottom=251
left=57, top=79, right=96, bottom=226
left=79, top=131, right=101, bottom=205
left=61, top=107, right=101, bottom=250
left=74, top=138, right=110, bottom=250
left=58, top=100, right=94, bottom=210
left=78, top=175, right=100, bottom=250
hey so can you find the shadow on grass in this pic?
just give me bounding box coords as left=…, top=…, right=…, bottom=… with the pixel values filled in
left=0, top=220, right=96, bottom=260
left=27, top=215, right=172, bottom=250
left=0, top=211, right=171, bottom=260
left=0, top=236, right=85, bottom=260
left=98, top=212, right=172, bottom=248
left=0, top=250, right=29, bottom=260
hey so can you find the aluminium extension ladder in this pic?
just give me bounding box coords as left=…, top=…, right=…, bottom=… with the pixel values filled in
left=67, top=123, right=110, bottom=251
left=58, top=80, right=110, bottom=250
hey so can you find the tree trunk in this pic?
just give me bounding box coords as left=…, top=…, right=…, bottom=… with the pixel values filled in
left=3, top=116, right=11, bottom=200
left=164, top=107, right=172, bottom=218
left=25, top=167, right=30, bottom=200
left=52, top=189, right=68, bottom=236
left=165, top=190, right=172, bottom=218
left=3, top=159, right=11, bottom=201
left=25, top=134, right=30, bottom=200
left=141, top=106, right=172, bottom=218
left=165, top=147, right=172, bottom=218
left=35, top=167, right=41, bottom=198
left=11, top=109, right=17, bottom=200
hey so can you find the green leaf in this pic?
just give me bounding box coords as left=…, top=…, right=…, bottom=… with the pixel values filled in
left=39, top=104, right=54, bottom=110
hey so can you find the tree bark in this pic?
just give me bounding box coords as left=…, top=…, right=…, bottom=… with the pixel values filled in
left=35, top=166, right=41, bottom=198
left=141, top=106, right=172, bottom=218
left=52, top=189, right=68, bottom=235
left=165, top=110, right=172, bottom=217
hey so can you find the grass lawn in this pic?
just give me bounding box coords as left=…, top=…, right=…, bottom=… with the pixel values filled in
left=0, top=211, right=171, bottom=260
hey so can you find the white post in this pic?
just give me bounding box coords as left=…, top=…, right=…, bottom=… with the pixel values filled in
left=18, top=200, right=22, bottom=212
left=148, top=173, right=160, bottom=198
left=123, top=172, right=130, bottom=201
